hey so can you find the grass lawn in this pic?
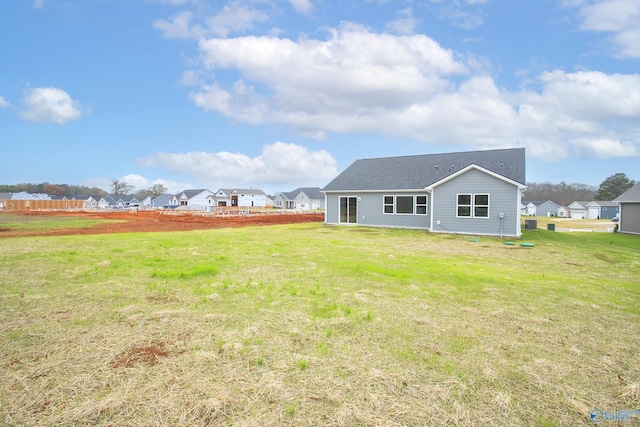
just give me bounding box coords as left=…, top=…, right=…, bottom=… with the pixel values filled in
left=1, top=223, right=639, bottom=426
left=0, top=213, right=120, bottom=233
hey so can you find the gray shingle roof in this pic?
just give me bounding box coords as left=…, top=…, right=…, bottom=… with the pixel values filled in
left=322, top=148, right=525, bottom=192
left=614, top=182, right=640, bottom=202
left=179, top=189, right=211, bottom=199
left=283, top=187, right=323, bottom=200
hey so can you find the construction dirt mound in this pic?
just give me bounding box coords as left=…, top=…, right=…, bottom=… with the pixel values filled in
left=0, top=209, right=325, bottom=238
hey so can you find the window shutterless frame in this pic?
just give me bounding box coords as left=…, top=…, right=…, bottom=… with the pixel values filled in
left=456, top=193, right=489, bottom=218
left=383, top=195, right=428, bottom=215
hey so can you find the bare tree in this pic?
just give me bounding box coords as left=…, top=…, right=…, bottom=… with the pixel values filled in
left=136, top=183, right=168, bottom=200
left=110, top=178, right=134, bottom=195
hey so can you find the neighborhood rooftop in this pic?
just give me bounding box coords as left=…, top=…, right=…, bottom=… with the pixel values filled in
left=322, top=147, right=526, bottom=192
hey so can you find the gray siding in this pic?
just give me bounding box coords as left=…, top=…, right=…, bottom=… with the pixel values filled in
left=325, top=193, right=340, bottom=224
left=599, top=205, right=619, bottom=219
left=431, top=169, right=521, bottom=236
left=325, top=192, right=430, bottom=229
left=619, top=203, right=640, bottom=235
left=537, top=201, right=559, bottom=217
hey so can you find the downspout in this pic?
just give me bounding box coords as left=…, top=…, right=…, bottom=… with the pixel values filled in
left=324, top=192, right=328, bottom=224
left=426, top=186, right=433, bottom=231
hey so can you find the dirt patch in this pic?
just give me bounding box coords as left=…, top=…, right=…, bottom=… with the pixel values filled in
left=0, top=210, right=325, bottom=238
left=111, top=342, right=170, bottom=368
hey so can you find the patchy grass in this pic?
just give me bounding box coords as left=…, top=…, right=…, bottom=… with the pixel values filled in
left=0, top=212, right=120, bottom=232
left=0, top=224, right=639, bottom=426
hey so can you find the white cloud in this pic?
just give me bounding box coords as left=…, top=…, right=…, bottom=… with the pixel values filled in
left=154, top=2, right=269, bottom=39
left=33, top=0, right=45, bottom=9
left=570, top=137, right=638, bottom=158
left=138, top=142, right=338, bottom=189
left=193, top=23, right=467, bottom=130
left=154, top=11, right=200, bottom=39
left=289, top=0, right=313, bottom=15
left=0, top=96, right=9, bottom=108
left=20, top=87, right=89, bottom=124
left=177, top=22, right=640, bottom=162
left=437, top=1, right=486, bottom=29
left=206, top=3, right=269, bottom=37
left=570, top=0, right=640, bottom=58
left=386, top=8, right=419, bottom=35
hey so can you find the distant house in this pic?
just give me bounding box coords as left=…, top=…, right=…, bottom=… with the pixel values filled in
left=3, top=191, right=51, bottom=201
left=213, top=188, right=267, bottom=208
left=74, top=195, right=97, bottom=209
left=274, top=187, right=325, bottom=210
left=567, top=201, right=590, bottom=219
left=96, top=197, right=109, bottom=209
left=522, top=200, right=560, bottom=217
left=614, top=182, right=640, bottom=235
left=322, top=148, right=526, bottom=237
left=586, top=201, right=619, bottom=220
left=557, top=206, right=569, bottom=218
left=140, top=196, right=152, bottom=208
left=150, top=193, right=175, bottom=209
left=113, top=195, right=140, bottom=208
left=172, top=189, right=215, bottom=210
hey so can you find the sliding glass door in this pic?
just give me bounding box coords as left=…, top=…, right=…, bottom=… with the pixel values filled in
left=339, top=196, right=357, bottom=224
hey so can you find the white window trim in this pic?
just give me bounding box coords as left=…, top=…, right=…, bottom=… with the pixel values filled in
left=383, top=195, right=395, bottom=214
left=383, top=195, right=428, bottom=215
left=456, top=193, right=490, bottom=219
left=474, top=194, right=490, bottom=218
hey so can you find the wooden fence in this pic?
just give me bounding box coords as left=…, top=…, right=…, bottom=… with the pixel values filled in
left=0, top=199, right=85, bottom=211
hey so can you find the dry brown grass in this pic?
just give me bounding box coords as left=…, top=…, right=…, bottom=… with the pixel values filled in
left=1, top=223, right=639, bottom=426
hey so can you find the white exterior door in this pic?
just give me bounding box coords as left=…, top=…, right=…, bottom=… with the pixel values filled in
left=588, top=207, right=599, bottom=219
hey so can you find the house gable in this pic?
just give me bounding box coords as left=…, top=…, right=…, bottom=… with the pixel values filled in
left=322, top=148, right=525, bottom=236
left=429, top=167, right=523, bottom=237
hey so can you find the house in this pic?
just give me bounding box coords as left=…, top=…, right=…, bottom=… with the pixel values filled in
left=104, top=195, right=117, bottom=207
left=322, top=148, right=526, bottom=237
left=557, top=206, right=570, bottom=218
left=614, top=182, right=640, bottom=235
left=213, top=188, right=267, bottom=207
left=274, top=187, right=325, bottom=210
left=586, top=201, right=619, bottom=219
left=150, top=193, right=175, bottom=209
left=74, top=195, right=97, bottom=209
left=96, top=197, right=109, bottom=209
left=140, top=196, right=152, bottom=208
left=172, top=189, right=215, bottom=210
left=567, top=201, right=590, bottom=219
left=522, top=200, right=560, bottom=217
left=109, top=195, right=140, bottom=209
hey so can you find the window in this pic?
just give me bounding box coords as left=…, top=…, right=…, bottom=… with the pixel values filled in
left=384, top=196, right=394, bottom=214
left=474, top=194, right=489, bottom=217
left=416, top=196, right=427, bottom=215
left=396, top=196, right=414, bottom=214
left=383, top=195, right=428, bottom=215
left=457, top=193, right=489, bottom=218
left=457, top=194, right=471, bottom=217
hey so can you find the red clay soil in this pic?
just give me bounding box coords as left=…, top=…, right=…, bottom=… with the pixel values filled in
left=0, top=210, right=325, bottom=238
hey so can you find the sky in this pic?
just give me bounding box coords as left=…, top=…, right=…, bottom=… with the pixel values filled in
left=1, top=0, right=639, bottom=195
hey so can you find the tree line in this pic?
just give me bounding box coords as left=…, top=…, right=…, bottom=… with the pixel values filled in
left=523, top=173, right=635, bottom=206
left=0, top=179, right=168, bottom=201
left=1, top=173, right=635, bottom=206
